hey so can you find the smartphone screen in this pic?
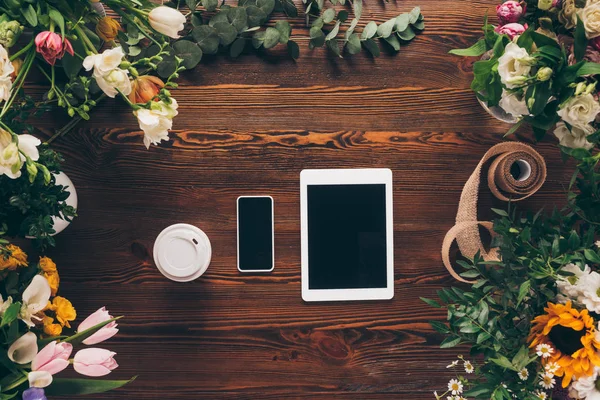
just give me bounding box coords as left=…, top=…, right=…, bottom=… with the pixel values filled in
left=237, top=196, right=274, bottom=272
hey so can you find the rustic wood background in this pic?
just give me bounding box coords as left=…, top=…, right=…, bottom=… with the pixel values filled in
left=29, top=0, right=575, bottom=398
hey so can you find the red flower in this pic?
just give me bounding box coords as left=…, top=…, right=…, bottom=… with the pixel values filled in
left=34, top=31, right=74, bottom=66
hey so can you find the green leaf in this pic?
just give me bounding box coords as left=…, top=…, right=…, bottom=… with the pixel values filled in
left=476, top=331, right=491, bottom=344
left=337, top=10, right=348, bottom=22
left=187, top=0, right=199, bottom=11
left=257, top=0, right=275, bottom=14
left=287, top=40, right=300, bottom=59
left=346, top=18, right=359, bottom=39
left=309, top=26, right=325, bottom=48
left=213, top=22, right=238, bottom=46
left=517, top=280, right=531, bottom=306
left=384, top=34, right=400, bottom=51
left=326, top=21, right=340, bottom=40
left=326, top=38, right=341, bottom=57
left=420, top=297, right=441, bottom=308
left=263, top=27, right=281, bottom=49
left=489, top=355, right=517, bottom=371
left=192, top=25, right=220, bottom=54
left=449, top=39, right=487, bottom=57
left=230, top=37, right=246, bottom=57
left=0, top=302, right=20, bottom=328
left=202, top=0, right=219, bottom=11
left=22, top=5, right=37, bottom=26
left=362, top=38, right=380, bottom=57
left=576, top=62, right=600, bottom=76
left=411, top=19, right=425, bottom=30
left=49, top=9, right=65, bottom=36
left=575, top=16, right=588, bottom=63
left=440, top=337, right=461, bottom=348
left=275, top=20, right=291, bottom=44
left=584, top=248, right=600, bottom=263
left=46, top=377, right=137, bottom=396
left=361, top=21, right=377, bottom=39
left=345, top=33, right=361, bottom=54
left=526, top=81, right=551, bottom=116
left=228, top=7, right=248, bottom=32
left=397, top=26, right=415, bottom=41
left=395, top=13, right=409, bottom=32
left=173, top=40, right=203, bottom=69
left=322, top=8, right=336, bottom=23
left=246, top=6, right=267, bottom=27
left=252, top=30, right=265, bottom=48
left=377, top=18, right=395, bottom=38
left=491, top=208, right=509, bottom=217
left=63, top=317, right=123, bottom=346
left=408, top=6, right=421, bottom=24
left=353, top=0, right=362, bottom=19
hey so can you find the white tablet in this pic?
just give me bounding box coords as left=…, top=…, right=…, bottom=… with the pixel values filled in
left=300, top=168, right=394, bottom=302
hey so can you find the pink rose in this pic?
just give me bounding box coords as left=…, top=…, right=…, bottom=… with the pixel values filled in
left=73, top=348, right=118, bottom=377
left=34, top=31, right=74, bottom=66
left=496, top=1, right=524, bottom=25
left=495, top=23, right=528, bottom=39
left=77, top=307, right=119, bottom=345
left=31, top=341, right=72, bottom=375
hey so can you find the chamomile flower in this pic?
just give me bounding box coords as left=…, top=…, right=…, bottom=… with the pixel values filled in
left=446, top=360, right=459, bottom=368
left=518, top=368, right=529, bottom=381
left=535, top=391, right=548, bottom=400
left=596, top=241, right=600, bottom=248
left=535, top=343, right=554, bottom=358
left=539, top=373, right=555, bottom=389
left=544, top=362, right=559, bottom=375
left=447, top=379, right=463, bottom=395
left=463, top=360, right=474, bottom=374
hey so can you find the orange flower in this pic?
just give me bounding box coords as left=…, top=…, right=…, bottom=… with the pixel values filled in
left=39, top=256, right=56, bottom=273
left=44, top=271, right=60, bottom=297
left=46, top=296, right=76, bottom=328
left=10, top=58, right=22, bottom=81
left=43, top=315, right=63, bottom=336
left=96, top=17, right=121, bottom=42
left=128, top=75, right=164, bottom=104
left=0, top=244, right=28, bottom=271
left=529, top=301, right=600, bottom=387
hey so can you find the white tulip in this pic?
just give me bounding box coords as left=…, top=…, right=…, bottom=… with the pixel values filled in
left=28, top=371, right=53, bottom=388
left=134, top=98, right=179, bottom=149
left=499, top=90, right=529, bottom=117
left=0, top=44, right=14, bottom=102
left=149, top=6, right=187, bottom=39
left=497, top=43, right=532, bottom=89
left=20, top=275, right=51, bottom=327
left=8, top=332, right=38, bottom=364
left=553, top=121, right=595, bottom=150
left=557, top=93, right=600, bottom=131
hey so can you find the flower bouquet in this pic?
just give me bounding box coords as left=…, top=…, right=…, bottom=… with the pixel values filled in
left=0, top=245, right=133, bottom=399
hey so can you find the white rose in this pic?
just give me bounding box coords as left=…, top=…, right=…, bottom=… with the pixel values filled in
left=557, top=93, right=600, bottom=130
left=499, top=90, right=529, bottom=117
left=553, top=121, right=595, bottom=149
left=149, top=6, right=187, bottom=39
left=497, top=43, right=532, bottom=89
left=0, top=44, right=14, bottom=102
left=579, top=1, right=600, bottom=39
left=94, top=68, right=132, bottom=98
left=134, top=98, right=179, bottom=149
left=0, top=129, right=40, bottom=179
left=83, top=46, right=126, bottom=76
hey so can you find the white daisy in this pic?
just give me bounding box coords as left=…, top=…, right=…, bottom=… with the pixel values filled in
left=544, top=362, right=559, bottom=375
left=539, top=373, right=555, bottom=389
left=447, top=379, right=463, bottom=395
left=535, top=391, right=548, bottom=400
left=446, top=360, right=459, bottom=368
left=536, top=344, right=554, bottom=358
left=569, top=366, right=600, bottom=400
left=518, top=368, right=529, bottom=381
left=464, top=360, right=474, bottom=374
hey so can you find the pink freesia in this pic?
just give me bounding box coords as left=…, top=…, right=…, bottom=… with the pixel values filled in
left=496, top=1, right=524, bottom=25
left=31, top=341, right=72, bottom=375
left=77, top=307, right=119, bottom=345
left=495, top=23, right=528, bottom=40
left=73, top=348, right=118, bottom=377
left=34, top=31, right=74, bottom=66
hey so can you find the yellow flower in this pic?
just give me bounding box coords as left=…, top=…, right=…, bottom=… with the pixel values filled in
left=38, top=256, right=56, bottom=273
left=42, top=315, right=62, bottom=336
left=46, top=296, right=76, bottom=328
left=44, top=270, right=60, bottom=297
left=529, top=302, right=600, bottom=387
left=0, top=244, right=28, bottom=271
left=96, top=17, right=121, bottom=42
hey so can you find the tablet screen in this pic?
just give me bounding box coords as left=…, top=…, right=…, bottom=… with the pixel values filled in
left=307, top=184, right=388, bottom=290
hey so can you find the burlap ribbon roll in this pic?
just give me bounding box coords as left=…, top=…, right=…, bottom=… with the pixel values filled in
left=442, top=142, right=547, bottom=283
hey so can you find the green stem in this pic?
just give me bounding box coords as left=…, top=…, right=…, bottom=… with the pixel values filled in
left=74, top=25, right=97, bottom=55
left=2, top=375, right=27, bottom=392
left=112, top=8, right=162, bottom=47
left=9, top=39, right=34, bottom=61
left=0, top=47, right=35, bottom=119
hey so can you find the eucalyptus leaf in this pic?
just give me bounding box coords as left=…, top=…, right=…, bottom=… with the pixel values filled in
left=213, top=22, right=238, bottom=46
left=275, top=20, right=291, bottom=44
left=322, top=8, right=336, bottom=23
left=230, top=37, right=246, bottom=57
left=209, top=11, right=229, bottom=27
left=263, top=27, right=281, bottom=49
left=326, top=21, right=341, bottom=40
left=252, top=30, right=266, bottom=48
left=173, top=40, right=203, bottom=69
left=246, top=5, right=267, bottom=27
left=345, top=33, right=361, bottom=54
left=192, top=25, right=220, bottom=54
left=397, top=26, right=416, bottom=41
left=361, top=21, right=377, bottom=39
left=326, top=38, right=342, bottom=57
left=362, top=38, right=380, bottom=56
left=287, top=40, right=300, bottom=59
left=384, top=34, right=401, bottom=51
left=408, top=6, right=421, bottom=24
left=228, top=7, right=248, bottom=32
left=202, top=0, right=219, bottom=11
left=345, top=18, right=359, bottom=39
left=337, top=10, right=348, bottom=22
left=257, top=0, right=276, bottom=14
left=353, top=0, right=362, bottom=19
left=377, top=18, right=395, bottom=38
left=395, top=13, right=409, bottom=32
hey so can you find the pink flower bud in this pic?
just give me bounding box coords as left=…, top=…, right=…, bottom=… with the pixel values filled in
left=34, top=31, right=74, bottom=66
left=495, top=23, right=528, bottom=40
left=31, top=341, right=72, bottom=375
left=73, top=348, right=118, bottom=377
left=77, top=307, right=119, bottom=345
left=496, top=1, right=524, bottom=25
left=591, top=37, right=600, bottom=51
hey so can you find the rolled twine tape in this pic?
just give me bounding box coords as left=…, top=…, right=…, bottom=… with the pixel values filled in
left=442, top=142, right=547, bottom=283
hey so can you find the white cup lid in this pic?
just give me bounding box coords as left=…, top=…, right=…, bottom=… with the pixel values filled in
left=153, top=224, right=211, bottom=282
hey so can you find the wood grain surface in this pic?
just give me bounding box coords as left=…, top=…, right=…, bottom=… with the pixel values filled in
left=28, top=0, right=575, bottom=398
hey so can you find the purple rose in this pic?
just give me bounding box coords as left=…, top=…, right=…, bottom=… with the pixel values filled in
left=496, top=1, right=524, bottom=24
left=495, top=23, right=528, bottom=39
left=22, top=388, right=47, bottom=400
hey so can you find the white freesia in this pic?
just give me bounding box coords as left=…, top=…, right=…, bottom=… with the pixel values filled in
left=19, top=275, right=51, bottom=327
left=553, top=121, right=595, bottom=150
left=569, top=366, right=600, bottom=400
left=579, top=1, right=600, bottom=39
left=28, top=371, right=53, bottom=388
left=134, top=98, right=179, bottom=149
left=0, top=129, right=41, bottom=179
left=0, top=44, right=14, bottom=102
left=557, top=93, right=600, bottom=130
left=499, top=90, right=529, bottom=117
left=498, top=43, right=532, bottom=89
left=148, top=6, right=186, bottom=39
left=8, top=332, right=38, bottom=364
left=83, top=47, right=132, bottom=98
left=0, top=295, right=13, bottom=316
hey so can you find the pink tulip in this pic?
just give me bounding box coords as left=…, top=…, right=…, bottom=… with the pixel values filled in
left=77, top=307, right=119, bottom=345
left=73, top=348, right=118, bottom=377
left=34, top=31, right=74, bottom=66
left=31, top=341, right=72, bottom=375
left=496, top=1, right=524, bottom=25
left=495, top=23, right=528, bottom=40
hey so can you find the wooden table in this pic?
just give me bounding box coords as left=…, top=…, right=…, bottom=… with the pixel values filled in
left=33, top=0, right=573, bottom=398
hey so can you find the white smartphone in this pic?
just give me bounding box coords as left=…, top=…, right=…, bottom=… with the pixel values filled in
left=237, top=196, right=274, bottom=272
